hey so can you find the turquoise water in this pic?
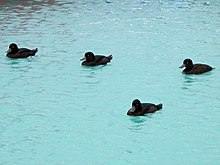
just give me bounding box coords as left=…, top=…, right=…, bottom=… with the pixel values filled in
left=0, top=0, right=220, bottom=164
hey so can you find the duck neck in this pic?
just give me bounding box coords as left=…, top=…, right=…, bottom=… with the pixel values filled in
left=135, top=105, right=143, bottom=112
left=10, top=48, right=19, bottom=54
left=184, top=64, right=194, bottom=72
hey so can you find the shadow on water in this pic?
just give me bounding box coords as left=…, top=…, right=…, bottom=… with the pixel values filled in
left=81, top=65, right=107, bottom=78
left=180, top=71, right=215, bottom=97
left=181, top=75, right=195, bottom=88
left=82, top=65, right=106, bottom=71
left=130, top=116, right=148, bottom=123
left=3, top=57, right=37, bottom=73
left=128, top=115, right=153, bottom=132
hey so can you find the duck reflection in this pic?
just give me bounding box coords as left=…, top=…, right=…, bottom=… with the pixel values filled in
left=130, top=116, right=147, bottom=123
left=183, top=75, right=195, bottom=84
left=128, top=116, right=151, bottom=132
left=180, top=75, right=195, bottom=91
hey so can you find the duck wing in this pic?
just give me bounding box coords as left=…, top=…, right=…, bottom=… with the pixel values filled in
left=18, top=48, right=38, bottom=54
left=188, top=64, right=213, bottom=74
left=142, top=103, right=162, bottom=113
left=15, top=48, right=38, bottom=58
left=82, top=61, right=97, bottom=66
left=95, top=55, right=112, bottom=65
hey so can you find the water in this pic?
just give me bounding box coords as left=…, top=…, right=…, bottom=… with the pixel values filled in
left=0, top=0, right=220, bottom=164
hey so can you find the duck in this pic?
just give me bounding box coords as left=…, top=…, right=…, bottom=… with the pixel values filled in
left=179, top=59, right=213, bottom=74
left=6, top=43, right=38, bottom=58
left=127, top=99, right=163, bottom=116
left=80, top=52, right=112, bottom=66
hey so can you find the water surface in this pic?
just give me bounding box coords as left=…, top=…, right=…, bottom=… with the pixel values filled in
left=0, top=0, right=220, bottom=164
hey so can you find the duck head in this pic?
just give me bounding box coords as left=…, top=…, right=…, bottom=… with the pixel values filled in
left=129, top=99, right=142, bottom=112
left=7, top=43, right=19, bottom=53
left=80, top=52, right=95, bottom=62
left=179, top=59, right=194, bottom=70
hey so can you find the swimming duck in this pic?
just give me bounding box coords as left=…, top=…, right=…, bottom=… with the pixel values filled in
left=6, top=43, right=38, bottom=58
left=179, top=59, right=213, bottom=74
left=127, top=99, right=163, bottom=116
left=80, top=52, right=113, bottom=66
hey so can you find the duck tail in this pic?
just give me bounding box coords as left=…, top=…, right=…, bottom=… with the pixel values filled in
left=107, top=55, right=113, bottom=60
left=156, top=103, right=163, bottom=110
left=33, top=48, right=38, bottom=54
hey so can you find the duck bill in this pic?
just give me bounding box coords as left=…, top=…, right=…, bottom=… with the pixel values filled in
left=179, top=64, right=185, bottom=68
left=6, top=48, right=11, bottom=53
left=80, top=57, right=86, bottom=61
left=129, top=106, right=136, bottom=113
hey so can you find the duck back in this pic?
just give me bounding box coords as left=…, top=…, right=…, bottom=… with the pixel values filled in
left=184, top=64, right=213, bottom=74
left=7, top=48, right=38, bottom=58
